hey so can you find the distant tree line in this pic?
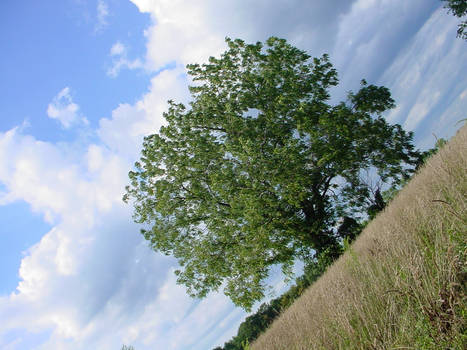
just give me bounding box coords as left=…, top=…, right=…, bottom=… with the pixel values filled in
left=212, top=242, right=353, bottom=350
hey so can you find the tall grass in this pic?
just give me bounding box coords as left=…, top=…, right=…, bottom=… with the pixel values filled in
left=252, top=126, right=466, bottom=349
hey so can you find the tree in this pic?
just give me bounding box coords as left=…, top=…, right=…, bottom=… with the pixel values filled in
left=442, top=0, right=467, bottom=40
left=124, top=37, right=419, bottom=310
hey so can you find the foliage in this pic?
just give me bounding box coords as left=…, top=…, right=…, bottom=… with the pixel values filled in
left=125, top=37, right=419, bottom=310
left=442, top=0, right=467, bottom=40
left=120, top=346, right=135, bottom=350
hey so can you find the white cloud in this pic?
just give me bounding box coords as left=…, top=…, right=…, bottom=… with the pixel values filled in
left=95, top=0, right=109, bottom=33
left=328, top=0, right=441, bottom=98
left=130, top=0, right=353, bottom=70
left=379, top=7, right=467, bottom=140
left=460, top=88, right=467, bottom=100
left=99, top=67, right=189, bottom=158
left=46, top=87, right=87, bottom=129
left=110, top=41, right=125, bottom=56
left=403, top=90, right=441, bottom=131
left=0, top=125, right=195, bottom=348
left=107, top=42, right=144, bottom=77
left=0, top=64, right=236, bottom=350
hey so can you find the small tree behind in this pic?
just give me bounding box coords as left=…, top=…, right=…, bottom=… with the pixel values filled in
left=442, top=0, right=467, bottom=40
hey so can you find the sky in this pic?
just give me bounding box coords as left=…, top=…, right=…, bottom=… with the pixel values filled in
left=0, top=0, right=465, bottom=349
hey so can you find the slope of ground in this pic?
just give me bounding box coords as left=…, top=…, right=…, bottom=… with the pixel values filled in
left=252, top=125, right=466, bottom=349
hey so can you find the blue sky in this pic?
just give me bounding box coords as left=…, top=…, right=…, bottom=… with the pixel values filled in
left=0, top=1, right=466, bottom=349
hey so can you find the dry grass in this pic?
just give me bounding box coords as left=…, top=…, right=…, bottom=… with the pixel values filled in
left=252, top=126, right=467, bottom=350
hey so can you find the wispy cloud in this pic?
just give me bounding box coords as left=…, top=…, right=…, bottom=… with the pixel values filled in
left=46, top=87, right=87, bottom=129
left=107, top=41, right=144, bottom=77
left=379, top=7, right=467, bottom=146
left=95, top=0, right=109, bottom=33
left=110, top=41, right=125, bottom=56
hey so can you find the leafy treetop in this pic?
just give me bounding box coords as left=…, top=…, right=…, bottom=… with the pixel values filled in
left=124, top=37, right=419, bottom=310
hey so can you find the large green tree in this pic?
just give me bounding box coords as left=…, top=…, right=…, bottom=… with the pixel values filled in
left=125, top=37, right=419, bottom=309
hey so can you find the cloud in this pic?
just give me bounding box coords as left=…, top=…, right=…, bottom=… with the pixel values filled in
left=107, top=42, right=144, bottom=78
left=0, top=125, right=219, bottom=349
left=0, top=65, right=240, bottom=350
left=99, top=67, right=189, bottom=158
left=110, top=42, right=125, bottom=56
left=328, top=0, right=441, bottom=98
left=46, top=87, right=87, bottom=129
left=130, top=0, right=354, bottom=70
left=379, top=7, right=467, bottom=146
left=95, top=0, right=109, bottom=33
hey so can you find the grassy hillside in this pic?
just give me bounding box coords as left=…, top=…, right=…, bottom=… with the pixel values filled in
left=252, top=125, right=466, bottom=350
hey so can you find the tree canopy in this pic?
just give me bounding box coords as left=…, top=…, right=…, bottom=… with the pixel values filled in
left=124, top=37, right=419, bottom=310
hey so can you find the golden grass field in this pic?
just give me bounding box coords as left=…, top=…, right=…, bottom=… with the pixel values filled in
left=252, top=125, right=466, bottom=350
